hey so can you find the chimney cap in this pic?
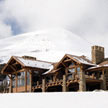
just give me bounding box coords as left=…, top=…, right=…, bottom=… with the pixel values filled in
left=92, top=45, right=104, bottom=51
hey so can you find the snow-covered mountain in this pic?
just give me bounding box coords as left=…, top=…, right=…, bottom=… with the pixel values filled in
left=0, top=28, right=91, bottom=64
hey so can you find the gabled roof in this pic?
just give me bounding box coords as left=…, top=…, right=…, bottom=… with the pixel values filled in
left=2, top=56, right=54, bottom=74
left=55, top=54, right=95, bottom=69
left=66, top=54, right=94, bottom=65
left=43, top=54, right=95, bottom=75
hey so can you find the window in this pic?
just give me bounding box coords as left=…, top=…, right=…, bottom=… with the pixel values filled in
left=12, top=75, right=16, bottom=88
left=68, top=68, right=75, bottom=74
left=77, top=67, right=81, bottom=72
left=17, top=72, right=25, bottom=87
left=27, top=72, right=30, bottom=85
left=77, top=67, right=81, bottom=76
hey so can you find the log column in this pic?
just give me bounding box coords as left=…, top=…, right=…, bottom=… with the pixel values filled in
left=29, top=71, right=32, bottom=92
left=100, top=69, right=106, bottom=90
left=62, top=75, right=67, bottom=92
left=42, top=78, right=46, bottom=92
left=79, top=69, right=86, bottom=91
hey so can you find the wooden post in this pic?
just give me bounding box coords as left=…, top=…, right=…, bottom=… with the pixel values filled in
left=9, top=74, right=13, bottom=93
left=62, top=75, right=67, bottom=92
left=25, top=71, right=27, bottom=92
left=29, top=71, right=32, bottom=92
left=100, top=69, right=106, bottom=90
left=79, top=67, right=86, bottom=91
left=42, top=78, right=46, bottom=92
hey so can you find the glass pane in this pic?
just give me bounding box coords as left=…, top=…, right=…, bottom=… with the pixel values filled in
left=12, top=79, right=16, bottom=88
left=17, top=72, right=25, bottom=87
left=12, top=75, right=16, bottom=88
left=27, top=72, right=30, bottom=85
left=77, top=67, right=81, bottom=72
left=68, top=68, right=75, bottom=73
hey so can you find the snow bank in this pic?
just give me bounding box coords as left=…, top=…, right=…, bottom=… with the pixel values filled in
left=0, top=92, right=108, bottom=108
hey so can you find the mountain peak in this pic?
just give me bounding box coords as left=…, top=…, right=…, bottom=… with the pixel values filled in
left=0, top=28, right=91, bottom=64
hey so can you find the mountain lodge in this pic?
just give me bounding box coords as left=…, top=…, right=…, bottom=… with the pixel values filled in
left=1, top=45, right=108, bottom=93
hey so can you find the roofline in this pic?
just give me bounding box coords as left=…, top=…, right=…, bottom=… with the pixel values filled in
left=86, top=66, right=108, bottom=72
left=1, top=56, right=26, bottom=74
left=14, top=56, right=54, bottom=64
left=54, top=54, right=94, bottom=69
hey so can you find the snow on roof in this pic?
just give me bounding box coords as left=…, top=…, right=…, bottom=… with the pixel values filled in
left=42, top=65, right=54, bottom=75
left=16, top=57, right=53, bottom=70
left=67, top=54, right=95, bottom=65
left=87, top=64, right=108, bottom=71
left=73, top=56, right=92, bottom=65
left=87, top=65, right=100, bottom=70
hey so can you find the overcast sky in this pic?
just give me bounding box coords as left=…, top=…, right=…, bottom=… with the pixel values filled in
left=0, top=0, right=108, bottom=50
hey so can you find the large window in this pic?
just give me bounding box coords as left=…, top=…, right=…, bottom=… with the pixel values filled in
left=67, top=68, right=75, bottom=80
left=17, top=72, right=25, bottom=87
left=12, top=75, right=16, bottom=88
left=27, top=72, right=30, bottom=85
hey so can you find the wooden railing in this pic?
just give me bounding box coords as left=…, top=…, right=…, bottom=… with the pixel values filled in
left=33, top=73, right=103, bottom=88
left=67, top=73, right=79, bottom=81
left=46, top=78, right=63, bottom=84
left=85, top=74, right=102, bottom=80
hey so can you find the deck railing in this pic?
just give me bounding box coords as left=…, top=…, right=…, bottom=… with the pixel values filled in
left=33, top=73, right=103, bottom=88
left=85, top=74, right=101, bottom=80
left=67, top=73, right=78, bottom=81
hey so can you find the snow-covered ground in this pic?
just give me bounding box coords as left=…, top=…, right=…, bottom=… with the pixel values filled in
left=0, top=28, right=91, bottom=64
left=0, top=92, right=108, bottom=108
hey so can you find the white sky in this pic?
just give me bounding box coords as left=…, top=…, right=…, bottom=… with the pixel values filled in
left=0, top=0, right=108, bottom=55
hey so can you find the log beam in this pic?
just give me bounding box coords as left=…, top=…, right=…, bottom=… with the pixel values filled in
left=64, top=59, right=72, bottom=63
left=29, top=70, right=32, bottom=92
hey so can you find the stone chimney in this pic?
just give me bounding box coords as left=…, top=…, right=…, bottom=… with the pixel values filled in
left=92, top=45, right=105, bottom=64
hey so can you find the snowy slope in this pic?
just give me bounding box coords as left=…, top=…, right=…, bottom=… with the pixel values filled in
left=0, top=28, right=91, bottom=64
left=0, top=93, right=108, bottom=108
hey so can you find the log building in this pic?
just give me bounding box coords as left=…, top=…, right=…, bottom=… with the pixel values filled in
left=1, top=45, right=108, bottom=92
